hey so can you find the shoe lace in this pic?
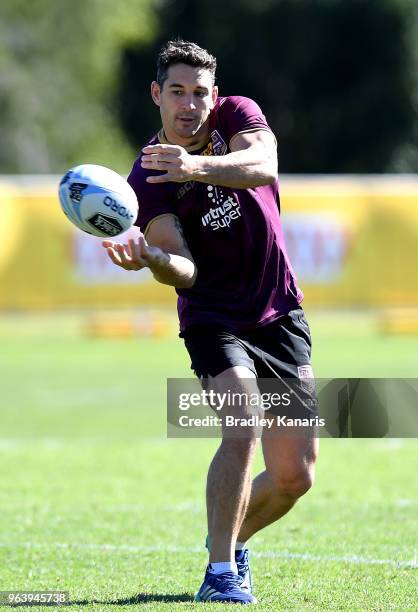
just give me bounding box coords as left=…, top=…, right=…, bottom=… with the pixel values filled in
left=237, top=550, right=249, bottom=574
left=216, top=572, right=244, bottom=592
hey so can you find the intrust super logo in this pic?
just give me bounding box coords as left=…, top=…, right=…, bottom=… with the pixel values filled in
left=201, top=185, right=241, bottom=231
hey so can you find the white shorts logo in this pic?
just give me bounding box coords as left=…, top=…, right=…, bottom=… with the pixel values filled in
left=297, top=364, right=316, bottom=399
left=298, top=365, right=314, bottom=379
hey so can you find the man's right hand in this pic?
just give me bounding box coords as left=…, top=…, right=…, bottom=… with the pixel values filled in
left=102, top=235, right=169, bottom=272
left=102, top=216, right=196, bottom=288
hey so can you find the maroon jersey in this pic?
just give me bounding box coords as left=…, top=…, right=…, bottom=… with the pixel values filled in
left=128, top=96, right=303, bottom=332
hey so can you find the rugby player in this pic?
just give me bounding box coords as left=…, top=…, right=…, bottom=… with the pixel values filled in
left=103, top=39, right=318, bottom=605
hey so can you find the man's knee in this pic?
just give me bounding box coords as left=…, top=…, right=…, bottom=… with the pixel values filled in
left=274, top=466, right=315, bottom=499
left=264, top=436, right=319, bottom=500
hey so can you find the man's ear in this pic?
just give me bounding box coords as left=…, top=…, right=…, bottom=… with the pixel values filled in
left=151, top=81, right=161, bottom=106
left=211, top=85, right=218, bottom=107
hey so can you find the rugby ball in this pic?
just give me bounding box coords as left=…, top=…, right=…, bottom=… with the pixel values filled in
left=58, top=164, right=138, bottom=237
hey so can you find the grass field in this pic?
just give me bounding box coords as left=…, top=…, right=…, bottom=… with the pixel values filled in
left=0, top=310, right=417, bottom=610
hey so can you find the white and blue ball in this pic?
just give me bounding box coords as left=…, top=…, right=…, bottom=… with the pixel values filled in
left=58, top=164, right=138, bottom=237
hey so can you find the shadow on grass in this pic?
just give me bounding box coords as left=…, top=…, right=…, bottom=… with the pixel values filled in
left=65, top=593, right=194, bottom=605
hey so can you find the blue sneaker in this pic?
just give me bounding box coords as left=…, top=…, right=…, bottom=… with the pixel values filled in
left=195, top=567, right=257, bottom=604
left=235, top=548, right=253, bottom=595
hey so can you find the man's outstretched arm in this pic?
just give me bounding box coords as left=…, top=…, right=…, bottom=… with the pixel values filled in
left=102, top=214, right=197, bottom=289
left=141, top=130, right=278, bottom=189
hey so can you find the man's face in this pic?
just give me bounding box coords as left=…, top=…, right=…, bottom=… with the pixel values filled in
left=151, top=63, right=218, bottom=146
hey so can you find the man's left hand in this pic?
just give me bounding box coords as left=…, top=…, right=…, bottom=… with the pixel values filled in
left=141, top=144, right=198, bottom=183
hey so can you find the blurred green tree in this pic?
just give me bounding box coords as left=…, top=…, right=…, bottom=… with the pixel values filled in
left=0, top=0, right=155, bottom=173
left=118, top=0, right=417, bottom=173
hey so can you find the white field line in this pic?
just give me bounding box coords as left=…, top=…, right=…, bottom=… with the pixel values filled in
left=2, top=500, right=417, bottom=513
left=0, top=437, right=415, bottom=451
left=0, top=541, right=416, bottom=569
left=0, top=436, right=168, bottom=448
left=396, top=498, right=418, bottom=507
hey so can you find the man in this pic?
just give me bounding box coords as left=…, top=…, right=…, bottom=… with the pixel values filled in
left=103, top=39, right=318, bottom=605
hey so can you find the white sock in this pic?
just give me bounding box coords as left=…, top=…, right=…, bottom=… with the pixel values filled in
left=208, top=562, right=238, bottom=575
left=235, top=541, right=247, bottom=551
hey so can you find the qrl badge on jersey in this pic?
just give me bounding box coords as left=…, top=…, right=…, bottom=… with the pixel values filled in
left=211, top=130, right=227, bottom=156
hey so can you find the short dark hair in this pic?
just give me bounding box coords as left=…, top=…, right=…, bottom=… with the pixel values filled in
left=156, top=39, right=217, bottom=88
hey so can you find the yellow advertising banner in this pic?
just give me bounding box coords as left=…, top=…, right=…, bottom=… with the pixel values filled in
left=0, top=175, right=417, bottom=310
left=280, top=176, right=418, bottom=307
